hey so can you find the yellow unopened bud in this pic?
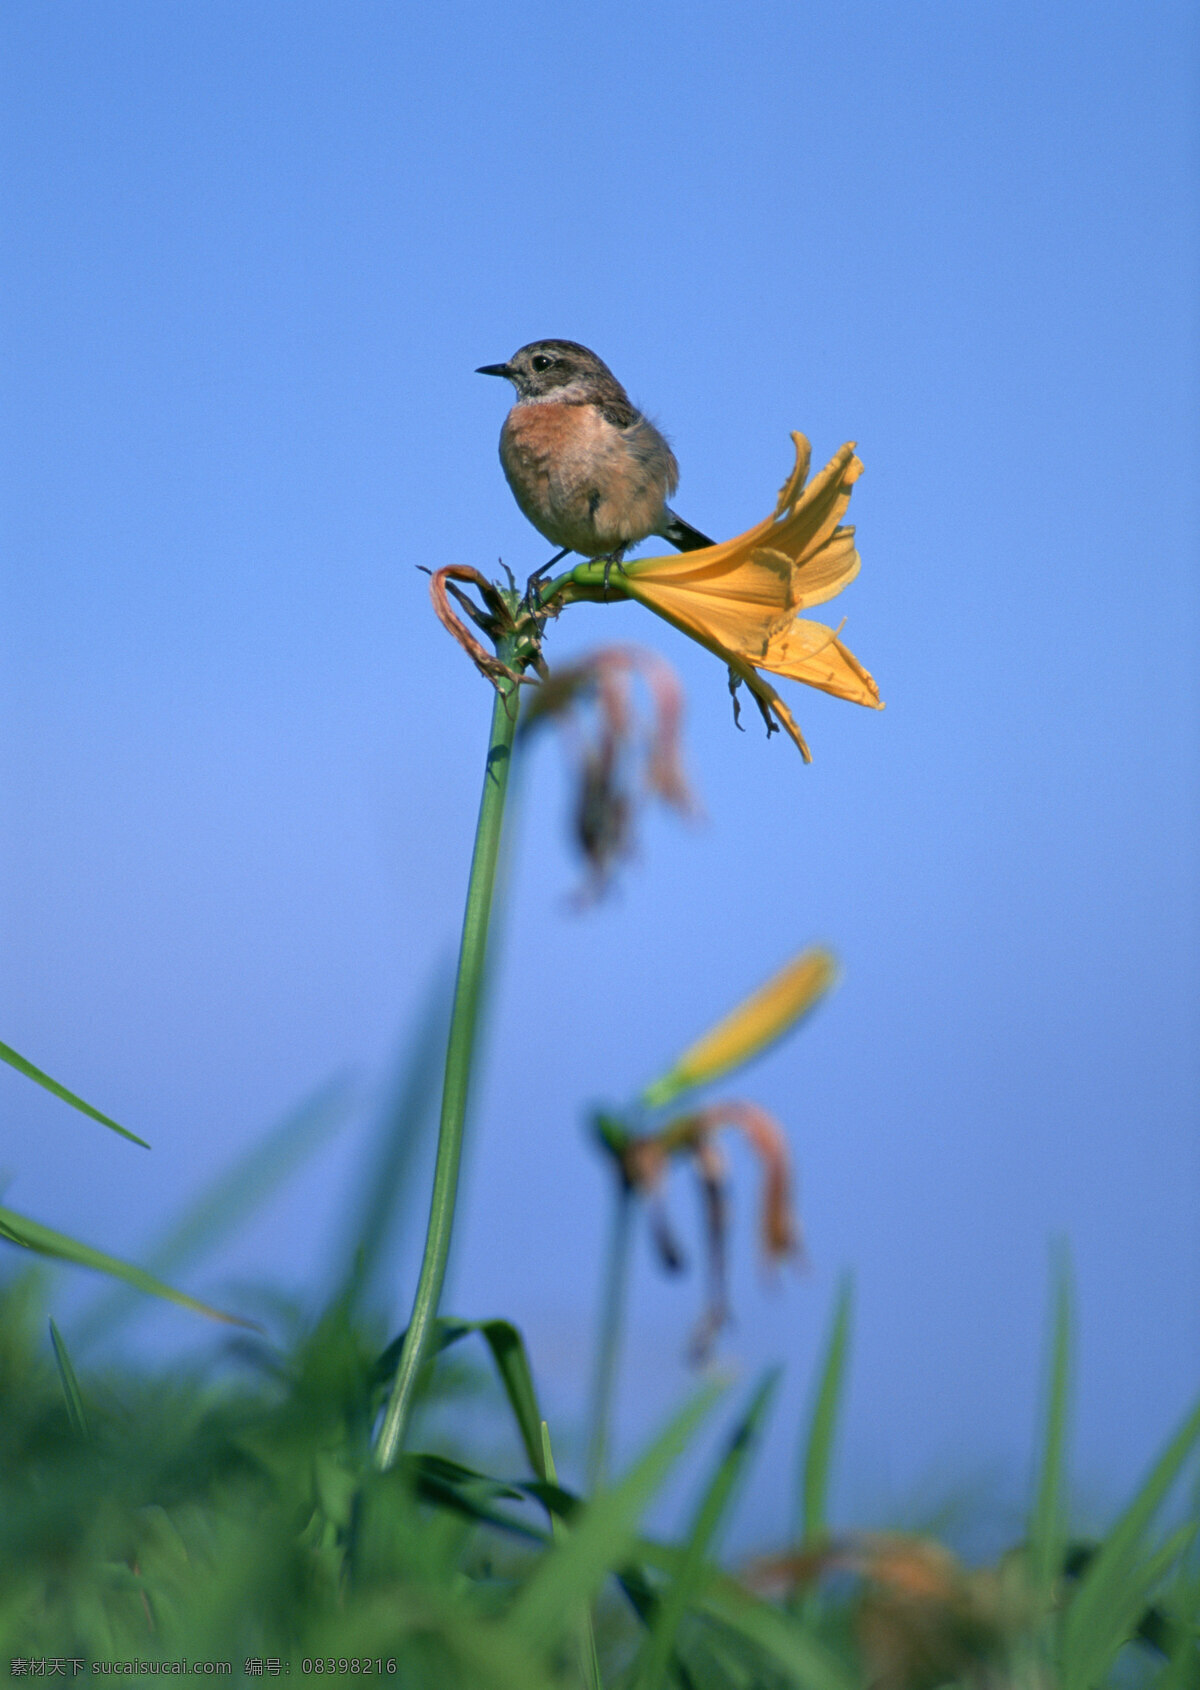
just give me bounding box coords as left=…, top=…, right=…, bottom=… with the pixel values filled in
left=642, top=947, right=837, bottom=1110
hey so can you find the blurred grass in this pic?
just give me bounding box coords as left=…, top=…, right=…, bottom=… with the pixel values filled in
left=0, top=1191, right=1195, bottom=1682
left=2, top=918, right=1196, bottom=1683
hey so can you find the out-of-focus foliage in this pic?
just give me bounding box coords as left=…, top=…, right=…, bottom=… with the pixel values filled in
left=0, top=1267, right=1196, bottom=1687
left=2, top=816, right=1194, bottom=1684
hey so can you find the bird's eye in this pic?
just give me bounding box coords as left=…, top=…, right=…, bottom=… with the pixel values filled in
left=531, top=354, right=555, bottom=373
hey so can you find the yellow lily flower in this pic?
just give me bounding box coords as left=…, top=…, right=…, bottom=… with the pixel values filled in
left=571, top=435, right=882, bottom=761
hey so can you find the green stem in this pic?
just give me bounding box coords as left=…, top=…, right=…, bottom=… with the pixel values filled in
left=375, top=654, right=521, bottom=1469
left=585, top=1178, right=634, bottom=1491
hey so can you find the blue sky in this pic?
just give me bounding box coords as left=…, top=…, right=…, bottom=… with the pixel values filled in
left=2, top=2, right=1197, bottom=1537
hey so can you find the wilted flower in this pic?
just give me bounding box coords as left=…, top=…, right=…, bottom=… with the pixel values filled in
left=520, top=644, right=697, bottom=897
left=617, top=1100, right=802, bottom=1360
left=593, top=945, right=836, bottom=1356
left=563, top=434, right=882, bottom=761
left=426, top=563, right=552, bottom=691
left=748, top=1534, right=1041, bottom=1690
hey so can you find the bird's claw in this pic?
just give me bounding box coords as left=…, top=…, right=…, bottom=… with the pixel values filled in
left=523, top=547, right=571, bottom=612
left=523, top=563, right=563, bottom=614
left=601, top=552, right=629, bottom=599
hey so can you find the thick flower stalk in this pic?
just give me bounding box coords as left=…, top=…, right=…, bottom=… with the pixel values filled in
left=555, top=434, right=882, bottom=761
left=375, top=574, right=549, bottom=1469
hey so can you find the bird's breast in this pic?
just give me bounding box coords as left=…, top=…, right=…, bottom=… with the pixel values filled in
left=498, top=402, right=677, bottom=557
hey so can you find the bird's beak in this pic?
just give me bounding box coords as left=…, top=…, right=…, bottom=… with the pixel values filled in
left=475, top=362, right=513, bottom=379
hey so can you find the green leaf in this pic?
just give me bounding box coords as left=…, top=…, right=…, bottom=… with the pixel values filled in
left=696, top=1580, right=859, bottom=1690
left=403, top=1457, right=550, bottom=1546
left=1062, top=1393, right=1200, bottom=1689
left=0, top=1038, right=149, bottom=1147
left=410, top=1452, right=527, bottom=1504
left=384, top=1316, right=547, bottom=1481
left=630, top=1537, right=858, bottom=1690
left=75, top=1072, right=352, bottom=1346
left=632, top=1370, right=779, bottom=1690
left=539, top=1422, right=568, bottom=1542
left=507, top=1383, right=722, bottom=1653
left=798, top=1276, right=853, bottom=1542
left=1067, top=1524, right=1196, bottom=1683
left=539, top=1420, right=603, bottom=1690
left=310, top=1585, right=561, bottom=1690
left=678, top=1623, right=776, bottom=1690
left=1156, top=1574, right=1200, bottom=1690
left=0, top=1204, right=254, bottom=1328
left=48, top=1317, right=89, bottom=1438
left=478, top=1319, right=546, bottom=1479
left=518, top=1478, right=582, bottom=1519
left=1029, top=1249, right=1073, bottom=1598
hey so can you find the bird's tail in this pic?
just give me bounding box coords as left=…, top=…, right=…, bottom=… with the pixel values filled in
left=658, top=508, right=715, bottom=552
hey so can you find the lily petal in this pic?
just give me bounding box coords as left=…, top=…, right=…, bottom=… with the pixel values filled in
left=773, top=430, right=813, bottom=516
left=769, top=441, right=863, bottom=565
left=729, top=655, right=814, bottom=761
left=763, top=618, right=883, bottom=708
left=564, top=435, right=880, bottom=760
left=624, top=547, right=798, bottom=659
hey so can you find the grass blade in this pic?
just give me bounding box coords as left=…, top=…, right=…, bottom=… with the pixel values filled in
left=540, top=1420, right=603, bottom=1690
left=48, top=1318, right=89, bottom=1438
left=1029, top=1248, right=1072, bottom=1598
left=1067, top=1524, right=1196, bottom=1687
left=1062, top=1393, right=1200, bottom=1689
left=540, top=1423, right=568, bottom=1540
left=695, top=1579, right=859, bottom=1690
left=632, top=1370, right=779, bottom=1690
left=0, top=1203, right=255, bottom=1327
left=402, top=1460, right=550, bottom=1546
left=630, top=1537, right=858, bottom=1690
left=798, top=1276, right=853, bottom=1542
left=507, top=1383, right=722, bottom=1653
left=1157, top=1569, right=1200, bottom=1690
left=141, top=1073, right=351, bottom=1279
left=74, top=1072, right=352, bottom=1346
left=481, top=1319, right=546, bottom=1479
left=0, top=1038, right=149, bottom=1147
left=429, top=1317, right=546, bottom=1480
left=377, top=1315, right=548, bottom=1481
left=310, top=1585, right=561, bottom=1690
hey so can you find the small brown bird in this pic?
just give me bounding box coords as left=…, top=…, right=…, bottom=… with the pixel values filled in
left=476, top=340, right=714, bottom=576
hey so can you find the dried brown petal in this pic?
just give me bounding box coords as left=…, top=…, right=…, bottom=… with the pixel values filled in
left=746, top=1534, right=1035, bottom=1690
left=661, top=1102, right=801, bottom=1263
left=428, top=566, right=525, bottom=690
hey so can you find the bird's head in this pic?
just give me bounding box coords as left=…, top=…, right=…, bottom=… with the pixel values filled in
left=476, top=339, right=622, bottom=403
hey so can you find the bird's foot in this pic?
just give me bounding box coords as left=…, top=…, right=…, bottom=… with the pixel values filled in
left=524, top=548, right=571, bottom=611
left=601, top=551, right=629, bottom=599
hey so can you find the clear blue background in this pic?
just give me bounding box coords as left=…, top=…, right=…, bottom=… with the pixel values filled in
left=2, top=2, right=1196, bottom=1541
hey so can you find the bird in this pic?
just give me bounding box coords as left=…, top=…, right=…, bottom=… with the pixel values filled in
left=476, top=340, right=714, bottom=589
